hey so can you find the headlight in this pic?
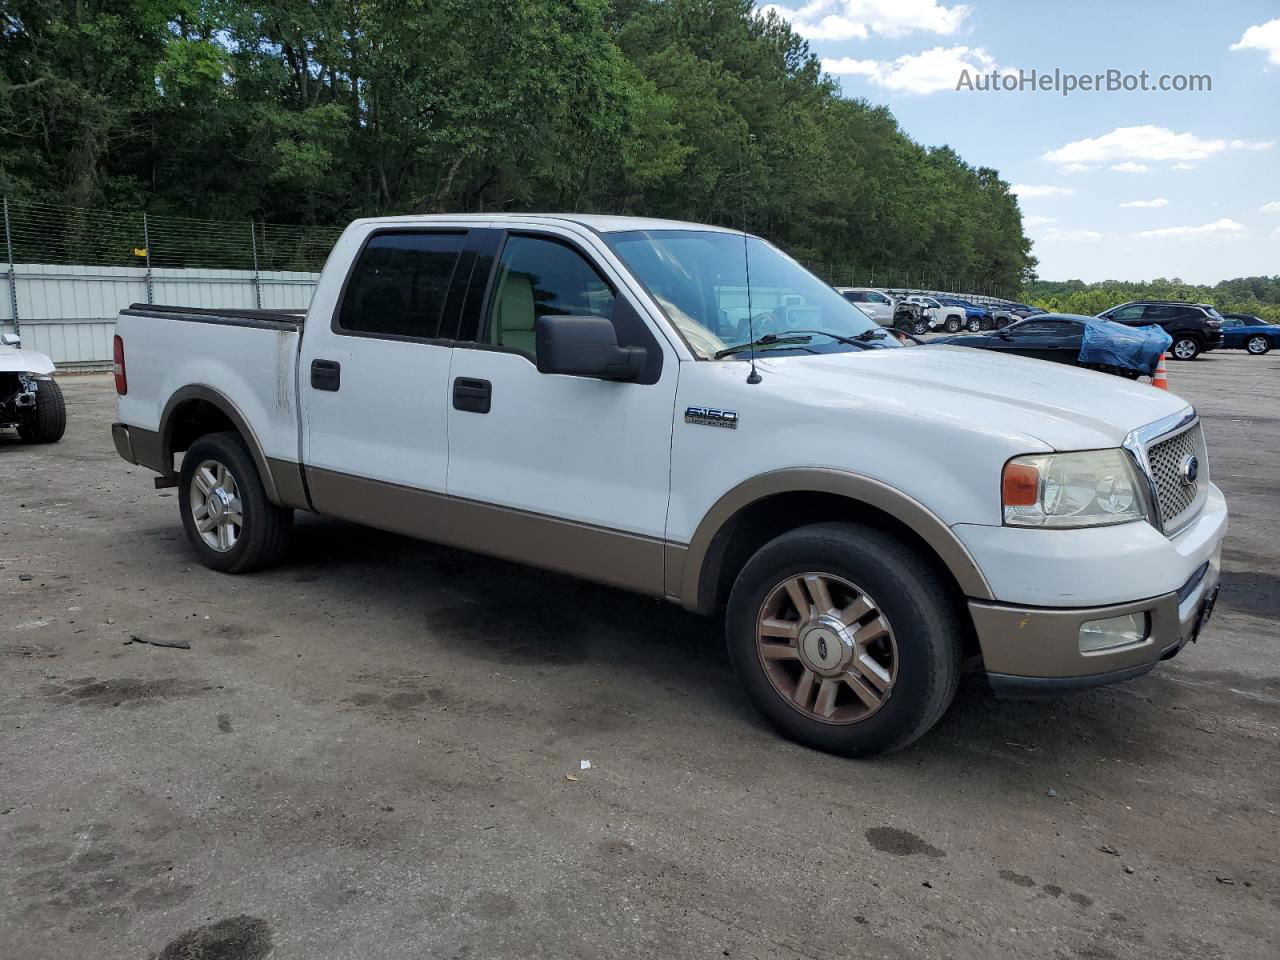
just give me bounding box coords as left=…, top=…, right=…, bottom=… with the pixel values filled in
left=1002, top=449, right=1148, bottom=528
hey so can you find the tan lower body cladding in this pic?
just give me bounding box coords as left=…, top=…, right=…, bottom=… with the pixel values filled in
left=304, top=467, right=672, bottom=598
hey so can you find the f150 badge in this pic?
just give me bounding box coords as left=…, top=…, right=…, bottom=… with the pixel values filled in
left=685, top=406, right=738, bottom=429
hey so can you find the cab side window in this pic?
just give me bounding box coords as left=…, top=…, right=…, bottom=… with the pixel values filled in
left=485, top=235, right=615, bottom=358
left=1108, top=305, right=1146, bottom=323
left=337, top=232, right=465, bottom=339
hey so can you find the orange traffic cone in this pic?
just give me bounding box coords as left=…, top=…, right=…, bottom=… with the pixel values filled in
left=1152, top=353, right=1168, bottom=390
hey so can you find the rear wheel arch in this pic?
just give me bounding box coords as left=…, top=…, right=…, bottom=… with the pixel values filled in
left=679, top=470, right=993, bottom=618
left=160, top=386, right=283, bottom=504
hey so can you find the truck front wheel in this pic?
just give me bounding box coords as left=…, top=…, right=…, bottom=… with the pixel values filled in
left=178, top=431, right=293, bottom=573
left=726, top=523, right=962, bottom=757
left=17, top=379, right=66, bottom=443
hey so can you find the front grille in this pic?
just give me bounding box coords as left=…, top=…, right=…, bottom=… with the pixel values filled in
left=1146, top=422, right=1208, bottom=532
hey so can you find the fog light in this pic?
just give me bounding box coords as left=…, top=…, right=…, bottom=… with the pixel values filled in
left=1079, top=613, right=1148, bottom=653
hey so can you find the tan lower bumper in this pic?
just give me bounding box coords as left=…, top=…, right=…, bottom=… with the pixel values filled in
left=971, top=558, right=1220, bottom=695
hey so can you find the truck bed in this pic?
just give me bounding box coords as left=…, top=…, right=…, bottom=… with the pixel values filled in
left=121, top=303, right=306, bottom=330
left=114, top=302, right=306, bottom=471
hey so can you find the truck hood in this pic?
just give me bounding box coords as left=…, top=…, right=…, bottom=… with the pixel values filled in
left=0, top=343, right=55, bottom=376
left=759, top=345, right=1189, bottom=450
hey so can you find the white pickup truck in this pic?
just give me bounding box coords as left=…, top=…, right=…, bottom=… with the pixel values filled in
left=112, top=215, right=1226, bottom=756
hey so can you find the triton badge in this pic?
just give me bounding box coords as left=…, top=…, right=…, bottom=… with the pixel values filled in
left=685, top=406, right=739, bottom=429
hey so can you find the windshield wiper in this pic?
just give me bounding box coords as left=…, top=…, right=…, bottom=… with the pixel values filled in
left=782, top=328, right=881, bottom=347
left=714, top=334, right=814, bottom=359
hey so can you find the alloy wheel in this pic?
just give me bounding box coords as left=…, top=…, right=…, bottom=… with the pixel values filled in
left=1247, top=336, right=1269, bottom=355
left=755, top=572, right=897, bottom=724
left=189, top=459, right=243, bottom=552
left=1173, top=339, right=1198, bottom=360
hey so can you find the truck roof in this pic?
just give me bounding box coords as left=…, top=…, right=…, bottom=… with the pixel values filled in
left=347, top=213, right=742, bottom=235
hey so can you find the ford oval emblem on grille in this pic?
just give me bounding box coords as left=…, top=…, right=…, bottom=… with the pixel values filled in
left=1180, top=454, right=1199, bottom=486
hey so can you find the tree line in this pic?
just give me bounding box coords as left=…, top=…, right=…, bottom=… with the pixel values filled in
left=0, top=0, right=1035, bottom=296
left=1024, top=277, right=1280, bottom=324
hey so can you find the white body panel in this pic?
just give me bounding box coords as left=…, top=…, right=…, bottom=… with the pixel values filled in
left=0, top=341, right=56, bottom=376
left=444, top=220, right=680, bottom=538
left=114, top=313, right=301, bottom=463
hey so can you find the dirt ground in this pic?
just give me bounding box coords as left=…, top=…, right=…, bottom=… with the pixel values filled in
left=1, top=352, right=1277, bottom=960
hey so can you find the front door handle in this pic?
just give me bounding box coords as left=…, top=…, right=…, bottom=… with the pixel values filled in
left=453, top=377, right=491, bottom=414
left=311, top=359, right=341, bottom=392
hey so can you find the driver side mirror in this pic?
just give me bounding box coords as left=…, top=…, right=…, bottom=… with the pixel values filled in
left=996, top=329, right=1012, bottom=340
left=1, top=332, right=19, bottom=347
left=535, top=315, right=646, bottom=382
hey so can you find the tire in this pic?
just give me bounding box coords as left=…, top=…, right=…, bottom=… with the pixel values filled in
left=16, top=379, right=67, bottom=443
left=1170, top=336, right=1201, bottom=361
left=895, top=321, right=913, bottom=335
left=178, top=431, right=293, bottom=573
left=1246, top=335, right=1271, bottom=356
left=726, top=522, right=963, bottom=757
left=911, top=318, right=929, bottom=336
left=944, top=317, right=962, bottom=334
left=966, top=317, right=982, bottom=332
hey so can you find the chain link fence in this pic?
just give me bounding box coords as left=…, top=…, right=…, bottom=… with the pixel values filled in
left=1, top=198, right=341, bottom=273
left=800, top=261, right=1019, bottom=305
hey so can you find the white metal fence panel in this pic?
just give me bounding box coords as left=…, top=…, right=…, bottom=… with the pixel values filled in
left=2, top=263, right=318, bottom=368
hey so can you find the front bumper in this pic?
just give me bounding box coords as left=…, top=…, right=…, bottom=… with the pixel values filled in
left=961, top=483, right=1226, bottom=697
left=975, top=554, right=1219, bottom=697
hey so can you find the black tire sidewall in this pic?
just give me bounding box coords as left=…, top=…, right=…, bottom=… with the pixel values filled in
left=178, top=433, right=273, bottom=573
left=17, top=379, right=66, bottom=443
left=726, top=523, right=960, bottom=757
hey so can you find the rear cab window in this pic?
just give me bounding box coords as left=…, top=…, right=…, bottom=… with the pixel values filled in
left=337, top=232, right=466, bottom=339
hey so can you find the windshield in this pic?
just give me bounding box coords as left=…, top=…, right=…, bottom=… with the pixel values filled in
left=605, top=230, right=899, bottom=359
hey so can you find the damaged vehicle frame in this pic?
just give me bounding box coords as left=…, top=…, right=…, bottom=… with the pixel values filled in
left=1, top=332, right=66, bottom=444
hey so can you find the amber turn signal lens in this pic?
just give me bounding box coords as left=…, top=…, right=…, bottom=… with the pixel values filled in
left=1002, top=462, right=1040, bottom=507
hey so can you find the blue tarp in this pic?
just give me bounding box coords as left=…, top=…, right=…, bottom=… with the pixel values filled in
left=1078, top=319, right=1172, bottom=375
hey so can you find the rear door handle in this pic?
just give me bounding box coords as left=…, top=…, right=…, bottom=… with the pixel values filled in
left=311, top=359, right=341, bottom=392
left=453, top=377, right=491, bottom=414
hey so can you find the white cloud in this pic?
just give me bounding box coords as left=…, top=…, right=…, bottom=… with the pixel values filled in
left=1037, top=228, right=1104, bottom=243
left=1261, top=201, right=1280, bottom=213
left=1043, top=125, right=1272, bottom=168
left=1060, top=162, right=1094, bottom=173
left=1230, top=18, right=1280, bottom=66
left=823, top=45, right=1005, bottom=95
left=1023, top=215, right=1057, bottom=226
left=762, top=1, right=969, bottom=40
left=1134, top=218, right=1246, bottom=240
left=1109, top=162, right=1151, bottom=173
left=1012, top=184, right=1074, bottom=198
left=1120, top=198, right=1168, bottom=208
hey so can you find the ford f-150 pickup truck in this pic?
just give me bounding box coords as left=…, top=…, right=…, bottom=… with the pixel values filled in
left=111, top=215, right=1226, bottom=756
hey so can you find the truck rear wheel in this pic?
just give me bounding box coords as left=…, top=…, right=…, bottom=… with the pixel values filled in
left=17, top=379, right=66, bottom=443
left=945, top=316, right=962, bottom=333
left=726, top=523, right=962, bottom=757
left=178, top=431, right=292, bottom=573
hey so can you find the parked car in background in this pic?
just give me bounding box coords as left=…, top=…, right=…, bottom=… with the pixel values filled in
left=1097, top=301, right=1223, bottom=361
left=925, top=313, right=1170, bottom=379
left=1219, top=313, right=1280, bottom=355
left=987, top=306, right=1016, bottom=330
left=1005, top=303, right=1047, bottom=319
left=1, top=332, right=66, bottom=443
left=935, top=296, right=993, bottom=332
left=904, top=295, right=965, bottom=333
left=835, top=287, right=926, bottom=334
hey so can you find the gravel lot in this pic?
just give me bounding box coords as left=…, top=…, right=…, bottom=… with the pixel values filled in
left=2, top=353, right=1277, bottom=960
